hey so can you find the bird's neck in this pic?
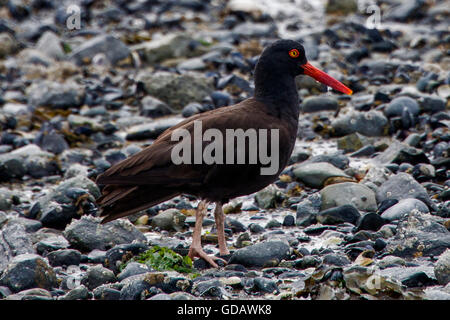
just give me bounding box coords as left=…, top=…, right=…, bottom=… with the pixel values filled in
left=253, top=65, right=299, bottom=120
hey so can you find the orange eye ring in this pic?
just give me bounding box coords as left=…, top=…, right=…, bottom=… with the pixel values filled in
left=289, top=49, right=299, bottom=58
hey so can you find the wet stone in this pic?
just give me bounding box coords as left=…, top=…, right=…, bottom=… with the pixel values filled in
left=229, top=241, right=290, bottom=268
left=293, top=162, right=350, bottom=189
left=63, top=216, right=147, bottom=252
left=381, top=198, right=429, bottom=221
left=0, top=254, right=57, bottom=293
left=81, top=265, right=117, bottom=290
left=375, top=173, right=434, bottom=209
left=316, top=205, right=361, bottom=225
left=321, top=182, right=377, bottom=212
left=46, top=249, right=81, bottom=267
left=434, top=250, right=450, bottom=285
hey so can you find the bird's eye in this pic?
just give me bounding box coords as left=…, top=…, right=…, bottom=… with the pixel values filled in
left=289, top=49, right=299, bottom=58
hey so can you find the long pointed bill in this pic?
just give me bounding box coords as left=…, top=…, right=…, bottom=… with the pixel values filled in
left=301, top=62, right=353, bottom=95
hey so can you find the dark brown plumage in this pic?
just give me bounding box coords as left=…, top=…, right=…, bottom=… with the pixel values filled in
left=96, top=39, right=352, bottom=267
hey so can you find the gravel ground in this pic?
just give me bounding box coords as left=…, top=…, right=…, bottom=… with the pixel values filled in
left=0, top=0, right=449, bottom=300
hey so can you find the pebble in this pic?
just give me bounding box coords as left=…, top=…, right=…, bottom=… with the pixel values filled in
left=150, top=209, right=186, bottom=232
left=81, top=265, right=117, bottom=290
left=293, top=162, right=350, bottom=189
left=331, top=110, right=388, bottom=137
left=70, top=34, right=130, bottom=66
left=300, top=96, right=338, bottom=113
left=63, top=216, right=146, bottom=252
left=138, top=71, right=213, bottom=110
left=320, top=182, right=377, bottom=212
left=355, top=212, right=386, bottom=232
left=381, top=198, right=429, bottom=221
left=46, top=249, right=81, bottom=267
left=316, top=205, right=361, bottom=225
left=0, top=254, right=57, bottom=293
left=434, top=250, right=450, bottom=285
left=375, top=173, right=434, bottom=209
left=229, top=241, right=290, bottom=268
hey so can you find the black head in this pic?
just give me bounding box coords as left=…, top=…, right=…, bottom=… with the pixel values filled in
left=256, top=39, right=353, bottom=95
left=257, top=39, right=308, bottom=77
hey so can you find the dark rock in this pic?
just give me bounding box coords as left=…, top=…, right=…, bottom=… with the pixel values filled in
left=36, top=235, right=69, bottom=255
left=401, top=272, right=436, bottom=288
left=93, top=285, right=121, bottom=300
left=293, top=162, right=350, bottom=188
left=307, top=153, right=349, bottom=170
left=70, top=34, right=130, bottom=65
left=387, top=210, right=450, bottom=258
left=386, top=0, right=428, bottom=22
left=249, top=223, right=265, bottom=234
left=103, top=243, right=149, bottom=273
left=350, top=145, right=376, bottom=157
left=316, top=205, right=361, bottom=225
left=226, top=218, right=246, bottom=233
left=140, top=96, right=173, bottom=118
left=265, top=219, right=281, bottom=229
left=356, top=212, right=386, bottom=231
left=331, top=110, right=388, bottom=137
left=384, top=96, right=419, bottom=118
left=301, top=96, right=338, bottom=113
left=294, top=256, right=322, bottom=269
left=182, top=102, right=202, bottom=117
left=59, top=285, right=90, bottom=300
left=375, top=141, right=429, bottom=165
left=117, top=262, right=151, bottom=282
left=35, top=130, right=69, bottom=155
left=27, top=81, right=84, bottom=110
left=0, top=254, right=57, bottom=293
left=375, top=173, right=434, bottom=209
left=81, top=265, right=116, bottom=290
left=282, top=215, right=295, bottom=227
left=192, top=279, right=223, bottom=297
left=119, top=276, right=154, bottom=300
left=296, top=199, right=319, bottom=227
left=210, top=91, right=231, bottom=108
left=249, top=277, right=279, bottom=294
left=381, top=198, right=429, bottom=221
left=229, top=241, right=290, bottom=267
left=320, top=182, right=377, bottom=212
left=63, top=216, right=147, bottom=252
left=434, top=250, right=450, bottom=285
left=421, top=96, right=446, bottom=114
left=139, top=71, right=213, bottom=110
left=374, top=238, right=387, bottom=251
left=46, top=249, right=81, bottom=267
left=323, top=254, right=350, bottom=266
left=0, top=222, right=35, bottom=271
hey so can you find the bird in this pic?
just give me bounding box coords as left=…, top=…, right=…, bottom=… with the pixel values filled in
left=95, top=39, right=352, bottom=268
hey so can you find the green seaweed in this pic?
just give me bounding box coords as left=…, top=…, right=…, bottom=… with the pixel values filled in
left=121, top=246, right=195, bottom=274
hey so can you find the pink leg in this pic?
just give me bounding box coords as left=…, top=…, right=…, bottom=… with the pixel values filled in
left=188, top=200, right=226, bottom=268
left=214, top=202, right=230, bottom=256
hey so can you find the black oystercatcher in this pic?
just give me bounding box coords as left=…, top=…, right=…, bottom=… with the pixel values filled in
left=96, top=39, right=352, bottom=267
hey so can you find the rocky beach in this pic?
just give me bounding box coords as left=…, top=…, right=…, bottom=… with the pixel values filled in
left=0, top=0, right=449, bottom=300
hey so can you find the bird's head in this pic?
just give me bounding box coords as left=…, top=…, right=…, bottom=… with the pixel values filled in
left=258, top=39, right=352, bottom=95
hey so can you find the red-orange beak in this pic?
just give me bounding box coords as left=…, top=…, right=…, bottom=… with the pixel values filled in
left=301, top=62, right=353, bottom=95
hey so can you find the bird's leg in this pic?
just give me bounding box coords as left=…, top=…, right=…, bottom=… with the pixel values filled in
left=188, top=200, right=226, bottom=268
left=214, top=202, right=230, bottom=256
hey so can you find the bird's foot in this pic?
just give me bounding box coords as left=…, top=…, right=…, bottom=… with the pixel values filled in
left=188, top=246, right=227, bottom=268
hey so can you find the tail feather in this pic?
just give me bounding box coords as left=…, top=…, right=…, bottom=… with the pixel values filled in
left=98, top=185, right=179, bottom=223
